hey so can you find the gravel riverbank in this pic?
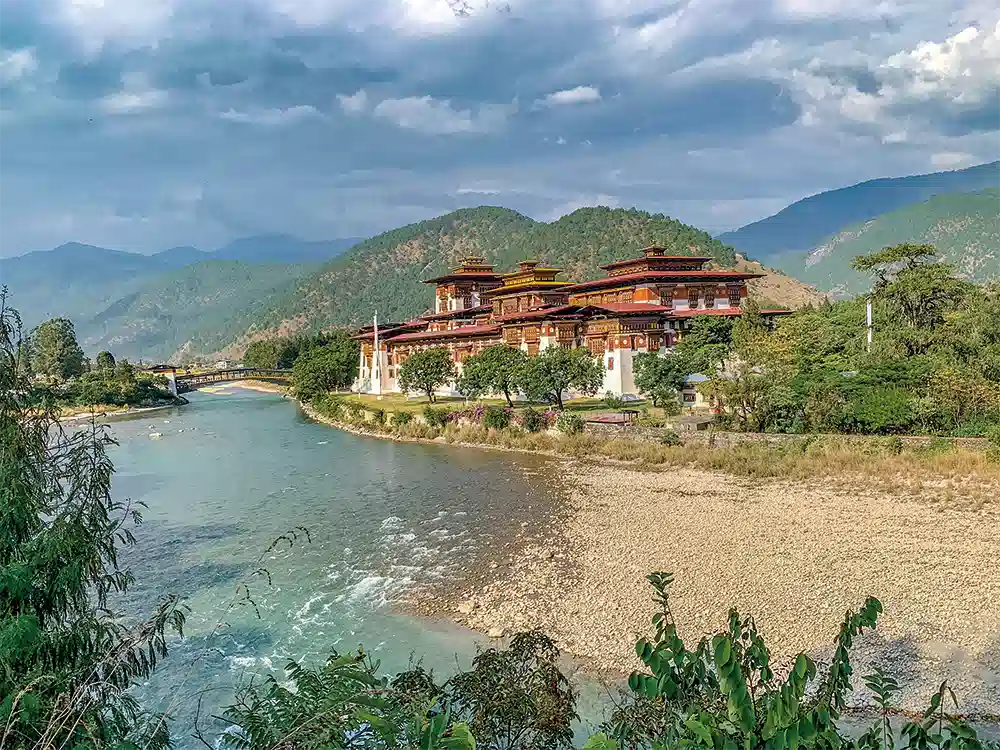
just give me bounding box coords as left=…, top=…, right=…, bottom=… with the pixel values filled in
left=433, top=464, right=1000, bottom=715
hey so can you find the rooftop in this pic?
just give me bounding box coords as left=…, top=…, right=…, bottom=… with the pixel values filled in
left=388, top=324, right=502, bottom=343
left=599, top=247, right=712, bottom=271
left=422, top=255, right=502, bottom=285
left=564, top=269, right=764, bottom=293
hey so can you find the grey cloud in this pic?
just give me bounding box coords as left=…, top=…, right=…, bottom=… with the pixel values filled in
left=0, top=0, right=997, bottom=256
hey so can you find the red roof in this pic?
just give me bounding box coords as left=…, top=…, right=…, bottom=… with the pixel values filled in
left=421, top=272, right=502, bottom=284
left=668, top=308, right=792, bottom=318
left=564, top=270, right=763, bottom=293
left=599, top=256, right=711, bottom=270
left=583, top=303, right=674, bottom=315
left=491, top=304, right=578, bottom=322
left=421, top=304, right=492, bottom=321
left=351, top=319, right=425, bottom=340
left=388, top=324, right=502, bottom=343
left=483, top=282, right=571, bottom=297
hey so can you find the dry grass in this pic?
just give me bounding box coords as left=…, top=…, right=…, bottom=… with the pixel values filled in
left=308, top=398, right=999, bottom=492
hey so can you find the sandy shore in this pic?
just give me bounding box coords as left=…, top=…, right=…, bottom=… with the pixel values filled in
left=432, top=464, right=1000, bottom=715
left=199, top=379, right=289, bottom=395
left=58, top=401, right=185, bottom=423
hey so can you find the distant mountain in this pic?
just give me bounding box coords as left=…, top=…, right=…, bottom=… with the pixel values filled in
left=778, top=189, right=1000, bottom=297
left=1, top=242, right=175, bottom=330
left=217, top=206, right=822, bottom=355
left=1, top=234, right=361, bottom=333
left=152, top=245, right=209, bottom=268
left=718, top=161, right=1000, bottom=263
left=79, top=260, right=312, bottom=361
left=212, top=234, right=362, bottom=264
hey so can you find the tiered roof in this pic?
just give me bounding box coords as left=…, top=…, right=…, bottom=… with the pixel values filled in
left=422, top=255, right=502, bottom=285
left=483, top=260, right=570, bottom=297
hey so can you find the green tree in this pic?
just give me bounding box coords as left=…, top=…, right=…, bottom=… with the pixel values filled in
left=95, top=350, right=116, bottom=371
left=519, top=345, right=603, bottom=410
left=0, top=293, right=185, bottom=749
left=292, top=336, right=361, bottom=401
left=445, top=631, right=577, bottom=750
left=457, top=344, right=528, bottom=406
left=853, top=244, right=972, bottom=356
left=633, top=353, right=691, bottom=407
left=398, top=347, right=456, bottom=403
left=244, top=339, right=281, bottom=369
left=28, top=317, right=85, bottom=380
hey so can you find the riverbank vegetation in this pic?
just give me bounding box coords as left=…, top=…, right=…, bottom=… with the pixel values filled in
left=15, top=307, right=177, bottom=411
left=646, top=245, right=1000, bottom=439
left=304, top=393, right=1000, bottom=485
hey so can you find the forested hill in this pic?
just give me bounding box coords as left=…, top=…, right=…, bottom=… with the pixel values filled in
left=780, top=188, right=1000, bottom=297
left=230, top=205, right=821, bottom=351
left=78, top=260, right=309, bottom=362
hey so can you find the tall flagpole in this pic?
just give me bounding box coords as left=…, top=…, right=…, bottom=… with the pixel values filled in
left=866, top=298, right=873, bottom=353
left=371, top=310, right=381, bottom=394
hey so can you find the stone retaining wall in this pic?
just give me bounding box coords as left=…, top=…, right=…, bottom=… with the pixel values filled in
left=583, top=421, right=991, bottom=451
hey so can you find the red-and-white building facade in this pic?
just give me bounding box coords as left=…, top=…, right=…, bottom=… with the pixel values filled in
left=354, top=247, right=789, bottom=397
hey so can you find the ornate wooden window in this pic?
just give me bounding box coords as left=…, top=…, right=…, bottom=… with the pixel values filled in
left=728, top=286, right=742, bottom=306
left=704, top=288, right=715, bottom=308
left=658, top=286, right=674, bottom=307
left=586, top=338, right=606, bottom=355
left=688, top=287, right=699, bottom=307
left=526, top=342, right=539, bottom=356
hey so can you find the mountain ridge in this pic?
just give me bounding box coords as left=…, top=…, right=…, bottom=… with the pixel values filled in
left=775, top=188, right=1000, bottom=296
left=718, top=161, right=1000, bottom=262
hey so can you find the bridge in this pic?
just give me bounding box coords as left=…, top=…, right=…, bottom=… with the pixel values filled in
left=172, top=368, right=293, bottom=394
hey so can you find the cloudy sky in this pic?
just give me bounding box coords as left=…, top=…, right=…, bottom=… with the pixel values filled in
left=1, top=0, right=998, bottom=257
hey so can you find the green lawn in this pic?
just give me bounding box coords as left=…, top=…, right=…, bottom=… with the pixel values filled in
left=334, top=392, right=653, bottom=417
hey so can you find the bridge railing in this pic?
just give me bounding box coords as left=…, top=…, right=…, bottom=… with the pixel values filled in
left=174, top=368, right=293, bottom=392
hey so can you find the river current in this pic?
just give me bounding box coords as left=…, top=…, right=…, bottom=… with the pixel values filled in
left=105, top=388, right=586, bottom=747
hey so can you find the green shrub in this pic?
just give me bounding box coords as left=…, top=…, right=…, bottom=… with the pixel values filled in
left=369, top=408, right=386, bottom=426
left=316, top=395, right=342, bottom=418
left=603, top=391, right=625, bottom=411
left=521, top=407, right=544, bottom=433
left=661, top=398, right=681, bottom=417
left=659, top=430, right=682, bottom=447
left=423, top=405, right=451, bottom=428
left=482, top=405, right=512, bottom=430
left=637, top=408, right=665, bottom=428
left=556, top=412, right=584, bottom=435
left=390, top=410, right=413, bottom=427
left=987, top=424, right=1000, bottom=450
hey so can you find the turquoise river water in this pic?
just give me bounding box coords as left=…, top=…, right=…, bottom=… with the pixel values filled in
left=104, top=388, right=606, bottom=747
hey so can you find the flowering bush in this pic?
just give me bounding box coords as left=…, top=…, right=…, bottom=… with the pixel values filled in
left=517, top=408, right=558, bottom=432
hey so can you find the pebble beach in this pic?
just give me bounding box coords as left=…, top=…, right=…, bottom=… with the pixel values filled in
left=431, top=463, right=1000, bottom=715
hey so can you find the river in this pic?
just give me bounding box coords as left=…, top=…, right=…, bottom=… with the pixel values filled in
left=104, top=388, right=600, bottom=747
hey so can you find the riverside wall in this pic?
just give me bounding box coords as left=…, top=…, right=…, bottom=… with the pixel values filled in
left=582, top=421, right=992, bottom=451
